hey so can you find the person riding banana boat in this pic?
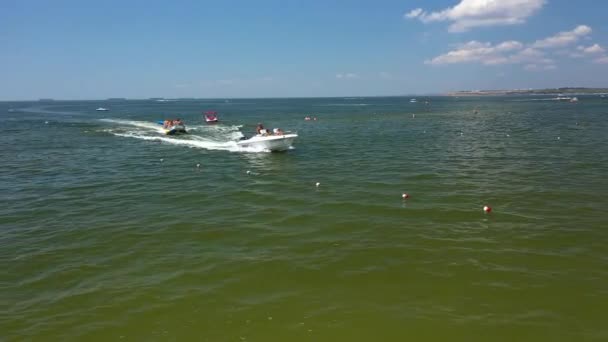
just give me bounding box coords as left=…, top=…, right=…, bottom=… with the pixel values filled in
left=158, top=118, right=187, bottom=135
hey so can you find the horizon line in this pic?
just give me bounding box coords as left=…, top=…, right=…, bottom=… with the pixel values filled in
left=1, top=94, right=441, bottom=102
left=2, top=86, right=608, bottom=102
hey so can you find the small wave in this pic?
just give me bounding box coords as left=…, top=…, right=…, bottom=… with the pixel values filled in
left=508, top=98, right=565, bottom=102
left=17, top=106, right=83, bottom=116
left=314, top=103, right=369, bottom=107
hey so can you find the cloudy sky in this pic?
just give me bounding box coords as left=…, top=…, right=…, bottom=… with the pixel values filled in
left=1, top=0, right=607, bottom=99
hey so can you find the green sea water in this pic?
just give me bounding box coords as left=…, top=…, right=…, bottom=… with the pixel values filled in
left=2, top=96, right=608, bottom=341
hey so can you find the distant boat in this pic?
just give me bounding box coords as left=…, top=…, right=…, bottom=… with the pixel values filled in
left=410, top=98, right=417, bottom=103
left=553, top=96, right=572, bottom=101
left=204, top=111, right=219, bottom=123
left=570, top=97, right=579, bottom=103
left=96, top=107, right=109, bottom=111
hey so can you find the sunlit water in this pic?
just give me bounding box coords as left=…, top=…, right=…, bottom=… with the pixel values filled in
left=2, top=96, right=608, bottom=341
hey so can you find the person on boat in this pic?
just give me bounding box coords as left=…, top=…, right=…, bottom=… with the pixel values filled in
left=256, top=123, right=265, bottom=134
left=273, top=128, right=284, bottom=135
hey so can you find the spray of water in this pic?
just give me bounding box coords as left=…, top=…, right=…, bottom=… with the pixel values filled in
left=100, top=119, right=270, bottom=153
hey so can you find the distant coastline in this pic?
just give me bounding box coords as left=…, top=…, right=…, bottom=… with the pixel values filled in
left=447, top=87, right=608, bottom=96
left=2, top=88, right=604, bottom=102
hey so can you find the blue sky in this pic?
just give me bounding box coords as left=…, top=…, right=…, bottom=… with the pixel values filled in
left=1, top=0, right=607, bottom=100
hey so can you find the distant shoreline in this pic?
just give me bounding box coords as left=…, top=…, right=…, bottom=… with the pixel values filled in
left=447, top=87, right=608, bottom=96
left=2, top=88, right=608, bottom=102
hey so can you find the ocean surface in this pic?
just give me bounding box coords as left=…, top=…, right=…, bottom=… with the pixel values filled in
left=2, top=96, right=608, bottom=341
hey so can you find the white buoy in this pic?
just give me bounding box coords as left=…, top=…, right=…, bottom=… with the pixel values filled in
left=45, top=121, right=49, bottom=124
left=160, top=158, right=164, bottom=162
left=402, top=193, right=410, bottom=199
left=315, top=182, right=320, bottom=187
left=557, top=136, right=561, bottom=140
left=196, top=163, right=201, bottom=168
left=246, top=170, right=251, bottom=175
left=412, top=114, right=415, bottom=118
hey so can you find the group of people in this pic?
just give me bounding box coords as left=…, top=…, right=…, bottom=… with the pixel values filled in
left=163, top=119, right=183, bottom=128
left=256, top=123, right=284, bottom=136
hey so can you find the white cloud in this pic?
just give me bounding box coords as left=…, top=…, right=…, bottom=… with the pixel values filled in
left=510, top=47, right=554, bottom=65
left=524, top=64, right=556, bottom=71
left=405, top=0, right=546, bottom=32
left=567, top=51, right=585, bottom=58
left=405, top=8, right=423, bottom=19
left=532, top=25, right=592, bottom=48
left=425, top=40, right=526, bottom=65
left=425, top=25, right=603, bottom=70
left=577, top=44, right=605, bottom=54
left=594, top=56, right=608, bottom=64
left=336, top=73, right=359, bottom=79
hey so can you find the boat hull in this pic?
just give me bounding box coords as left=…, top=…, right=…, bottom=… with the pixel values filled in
left=236, top=133, right=297, bottom=151
left=164, top=124, right=187, bottom=135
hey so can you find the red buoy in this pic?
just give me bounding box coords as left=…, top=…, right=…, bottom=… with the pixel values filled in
left=483, top=205, right=492, bottom=213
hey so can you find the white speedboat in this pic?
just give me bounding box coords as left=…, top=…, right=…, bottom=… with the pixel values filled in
left=410, top=98, right=417, bottom=103
left=96, top=107, right=109, bottom=111
left=237, top=133, right=298, bottom=151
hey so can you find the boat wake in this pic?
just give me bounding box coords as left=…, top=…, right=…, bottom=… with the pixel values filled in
left=99, top=119, right=268, bottom=152
left=315, top=103, right=369, bottom=107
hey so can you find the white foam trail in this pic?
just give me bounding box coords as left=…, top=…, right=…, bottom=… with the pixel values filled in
left=100, top=119, right=267, bottom=153
left=315, top=103, right=368, bottom=106
left=100, top=119, right=166, bottom=133
left=110, top=132, right=267, bottom=152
